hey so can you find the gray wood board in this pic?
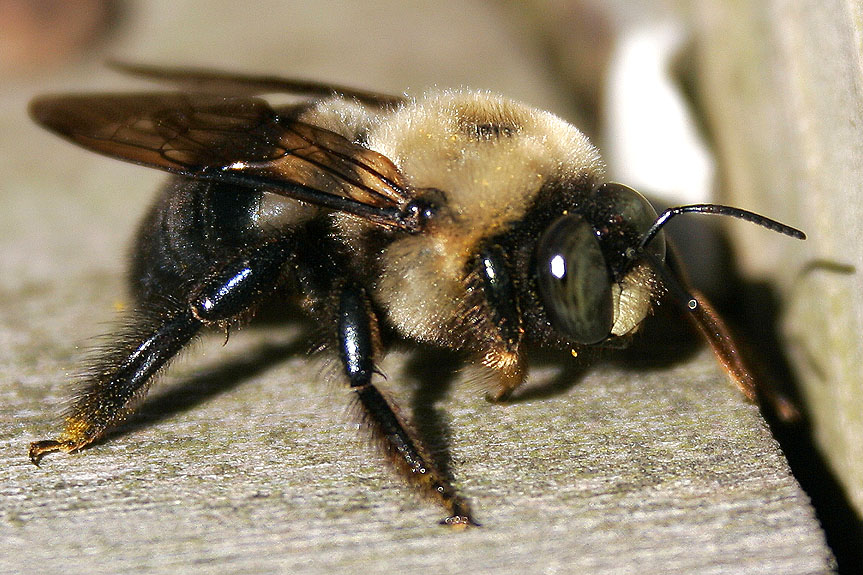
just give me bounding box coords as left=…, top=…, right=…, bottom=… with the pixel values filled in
left=0, top=241, right=834, bottom=573
left=1, top=303, right=833, bottom=574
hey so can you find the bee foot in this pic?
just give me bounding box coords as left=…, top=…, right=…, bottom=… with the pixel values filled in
left=28, top=439, right=76, bottom=466
left=485, top=390, right=512, bottom=404
left=440, top=514, right=480, bottom=528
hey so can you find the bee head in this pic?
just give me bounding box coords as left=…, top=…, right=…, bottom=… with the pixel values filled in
left=535, top=183, right=663, bottom=345
left=534, top=183, right=805, bottom=346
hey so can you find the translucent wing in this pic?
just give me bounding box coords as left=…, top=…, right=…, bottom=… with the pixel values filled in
left=31, top=92, right=416, bottom=229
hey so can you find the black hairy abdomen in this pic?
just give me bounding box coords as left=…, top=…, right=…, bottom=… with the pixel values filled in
left=129, top=178, right=264, bottom=304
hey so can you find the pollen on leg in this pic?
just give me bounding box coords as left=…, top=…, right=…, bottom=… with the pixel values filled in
left=29, top=412, right=104, bottom=465
left=29, top=439, right=77, bottom=465
left=482, top=349, right=525, bottom=402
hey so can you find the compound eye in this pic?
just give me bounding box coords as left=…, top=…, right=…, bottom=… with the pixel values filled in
left=594, top=182, right=665, bottom=264
left=536, top=213, right=613, bottom=344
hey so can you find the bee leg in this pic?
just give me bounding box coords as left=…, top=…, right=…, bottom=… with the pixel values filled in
left=29, top=238, right=291, bottom=465
left=483, top=358, right=526, bottom=402
left=28, top=305, right=202, bottom=464
left=473, top=245, right=526, bottom=402
left=687, top=289, right=800, bottom=421
left=337, top=284, right=478, bottom=527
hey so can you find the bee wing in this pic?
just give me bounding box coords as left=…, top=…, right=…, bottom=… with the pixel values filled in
left=109, top=61, right=405, bottom=108
left=30, top=92, right=414, bottom=229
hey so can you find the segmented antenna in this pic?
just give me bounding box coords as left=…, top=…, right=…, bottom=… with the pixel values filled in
left=631, top=203, right=806, bottom=310
left=638, top=204, right=806, bottom=254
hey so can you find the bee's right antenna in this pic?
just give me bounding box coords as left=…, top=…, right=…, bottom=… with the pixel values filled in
left=638, top=204, right=806, bottom=254
left=631, top=203, right=806, bottom=312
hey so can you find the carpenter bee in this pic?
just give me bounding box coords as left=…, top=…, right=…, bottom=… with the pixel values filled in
left=27, top=63, right=804, bottom=526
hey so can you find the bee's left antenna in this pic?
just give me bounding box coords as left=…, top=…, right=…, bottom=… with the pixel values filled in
left=630, top=205, right=804, bottom=420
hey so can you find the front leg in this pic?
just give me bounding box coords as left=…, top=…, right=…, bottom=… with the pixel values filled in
left=472, top=245, right=527, bottom=402
left=337, top=284, right=476, bottom=526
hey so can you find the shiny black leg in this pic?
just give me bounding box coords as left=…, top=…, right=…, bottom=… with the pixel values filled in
left=337, top=285, right=477, bottom=526
left=29, top=238, right=291, bottom=464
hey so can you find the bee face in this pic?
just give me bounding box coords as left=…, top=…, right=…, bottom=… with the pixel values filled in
left=27, top=63, right=804, bottom=526
left=534, top=182, right=667, bottom=344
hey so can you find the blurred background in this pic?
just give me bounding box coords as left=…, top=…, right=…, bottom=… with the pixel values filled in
left=1, top=0, right=860, bottom=572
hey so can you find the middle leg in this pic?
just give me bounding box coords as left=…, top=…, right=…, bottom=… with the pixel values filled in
left=336, top=283, right=477, bottom=526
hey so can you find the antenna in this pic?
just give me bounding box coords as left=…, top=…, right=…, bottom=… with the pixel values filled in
left=638, top=204, right=806, bottom=254
left=627, top=203, right=806, bottom=308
